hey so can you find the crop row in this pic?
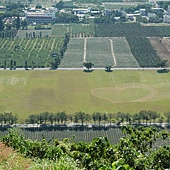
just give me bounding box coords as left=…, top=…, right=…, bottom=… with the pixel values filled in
left=59, top=38, right=84, bottom=68
left=86, top=37, right=115, bottom=67
left=52, top=24, right=95, bottom=38
left=111, top=37, right=139, bottom=68
left=0, top=37, right=64, bottom=68
left=95, top=23, right=170, bottom=37
left=126, top=36, right=161, bottom=67
left=0, top=128, right=123, bottom=145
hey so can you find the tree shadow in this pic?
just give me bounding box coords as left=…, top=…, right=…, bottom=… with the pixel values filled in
left=83, top=69, right=94, bottom=73
left=105, top=70, right=113, bottom=73
left=157, top=69, right=169, bottom=73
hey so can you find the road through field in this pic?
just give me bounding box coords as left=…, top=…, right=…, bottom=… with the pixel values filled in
left=83, top=38, right=87, bottom=63
left=0, top=67, right=168, bottom=71
left=110, top=39, right=117, bottom=67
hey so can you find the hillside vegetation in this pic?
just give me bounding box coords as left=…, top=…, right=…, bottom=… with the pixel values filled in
left=1, top=126, right=170, bottom=170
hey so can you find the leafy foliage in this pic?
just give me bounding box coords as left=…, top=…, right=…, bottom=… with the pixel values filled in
left=1, top=126, right=170, bottom=170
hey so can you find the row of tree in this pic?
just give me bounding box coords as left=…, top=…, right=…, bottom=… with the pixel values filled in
left=0, top=110, right=163, bottom=126
left=50, top=32, right=70, bottom=69
left=0, top=112, right=17, bottom=125
left=0, top=110, right=170, bottom=126
left=24, top=110, right=170, bottom=126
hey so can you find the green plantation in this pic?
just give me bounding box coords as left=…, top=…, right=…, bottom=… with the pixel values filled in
left=2, top=23, right=170, bottom=68
left=0, top=37, right=64, bottom=68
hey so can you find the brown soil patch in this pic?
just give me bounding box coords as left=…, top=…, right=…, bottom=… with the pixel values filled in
left=149, top=37, right=170, bottom=67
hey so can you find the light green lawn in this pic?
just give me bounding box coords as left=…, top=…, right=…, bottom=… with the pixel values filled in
left=0, top=70, right=170, bottom=122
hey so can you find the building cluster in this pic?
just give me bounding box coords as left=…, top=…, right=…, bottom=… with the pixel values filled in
left=2, top=1, right=170, bottom=26
left=24, top=7, right=57, bottom=24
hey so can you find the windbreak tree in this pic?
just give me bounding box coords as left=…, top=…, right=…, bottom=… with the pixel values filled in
left=83, top=62, right=94, bottom=71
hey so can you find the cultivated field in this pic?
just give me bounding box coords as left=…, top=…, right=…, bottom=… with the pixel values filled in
left=149, top=37, right=170, bottom=67
left=111, top=37, right=139, bottom=68
left=0, top=37, right=64, bottom=68
left=60, top=37, right=138, bottom=68
left=0, top=70, right=170, bottom=122
left=86, top=37, right=114, bottom=67
left=17, top=29, right=52, bottom=38
left=59, top=38, right=84, bottom=68
left=52, top=23, right=95, bottom=38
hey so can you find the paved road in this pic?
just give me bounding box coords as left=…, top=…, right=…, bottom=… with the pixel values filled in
left=0, top=67, right=169, bottom=71
left=4, top=122, right=170, bottom=128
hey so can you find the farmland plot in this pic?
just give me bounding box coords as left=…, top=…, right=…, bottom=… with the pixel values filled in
left=59, top=38, right=84, bottom=68
left=0, top=37, right=64, bottom=68
left=86, top=37, right=114, bottom=67
left=111, top=37, right=139, bottom=68
left=17, top=29, right=52, bottom=38
left=52, top=23, right=95, bottom=38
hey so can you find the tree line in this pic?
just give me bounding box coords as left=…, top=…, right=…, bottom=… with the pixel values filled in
left=50, top=32, right=70, bottom=69
left=1, top=110, right=170, bottom=126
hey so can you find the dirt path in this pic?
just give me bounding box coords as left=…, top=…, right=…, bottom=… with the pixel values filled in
left=110, top=39, right=117, bottom=67
left=83, top=38, right=87, bottom=63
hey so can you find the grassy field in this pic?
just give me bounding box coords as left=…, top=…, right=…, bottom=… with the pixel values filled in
left=0, top=70, right=170, bottom=122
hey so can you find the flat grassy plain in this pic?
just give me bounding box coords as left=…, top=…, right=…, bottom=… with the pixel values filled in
left=0, top=70, right=170, bottom=122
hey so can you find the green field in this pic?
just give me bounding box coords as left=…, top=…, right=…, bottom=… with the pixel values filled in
left=112, top=37, right=139, bottom=68
left=0, top=37, right=64, bottom=68
left=86, top=37, right=114, bottom=67
left=52, top=23, right=95, bottom=38
left=60, top=37, right=139, bottom=68
left=59, top=38, right=84, bottom=68
left=0, top=70, right=170, bottom=122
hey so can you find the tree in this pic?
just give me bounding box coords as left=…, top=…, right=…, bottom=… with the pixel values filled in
left=116, top=112, right=126, bottom=124
left=50, top=57, right=60, bottom=69
left=39, top=112, right=49, bottom=124
left=56, top=1, right=64, bottom=10
left=157, top=59, right=168, bottom=69
left=16, top=15, right=20, bottom=30
left=59, top=111, right=67, bottom=124
left=102, top=113, right=108, bottom=127
left=107, top=113, right=114, bottom=125
left=105, top=65, right=112, bottom=72
left=25, top=60, right=28, bottom=69
left=164, top=111, right=170, bottom=123
left=0, top=113, right=4, bottom=125
left=83, top=62, right=94, bottom=71
left=21, top=19, right=28, bottom=30
left=26, top=114, right=38, bottom=124
left=74, top=111, right=89, bottom=126
left=48, top=113, right=55, bottom=125
left=95, top=112, right=102, bottom=126
left=0, top=17, right=4, bottom=31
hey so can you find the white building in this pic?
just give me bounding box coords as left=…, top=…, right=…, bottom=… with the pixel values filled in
left=25, top=7, right=57, bottom=24
left=163, top=14, right=170, bottom=23
left=148, top=13, right=157, bottom=19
